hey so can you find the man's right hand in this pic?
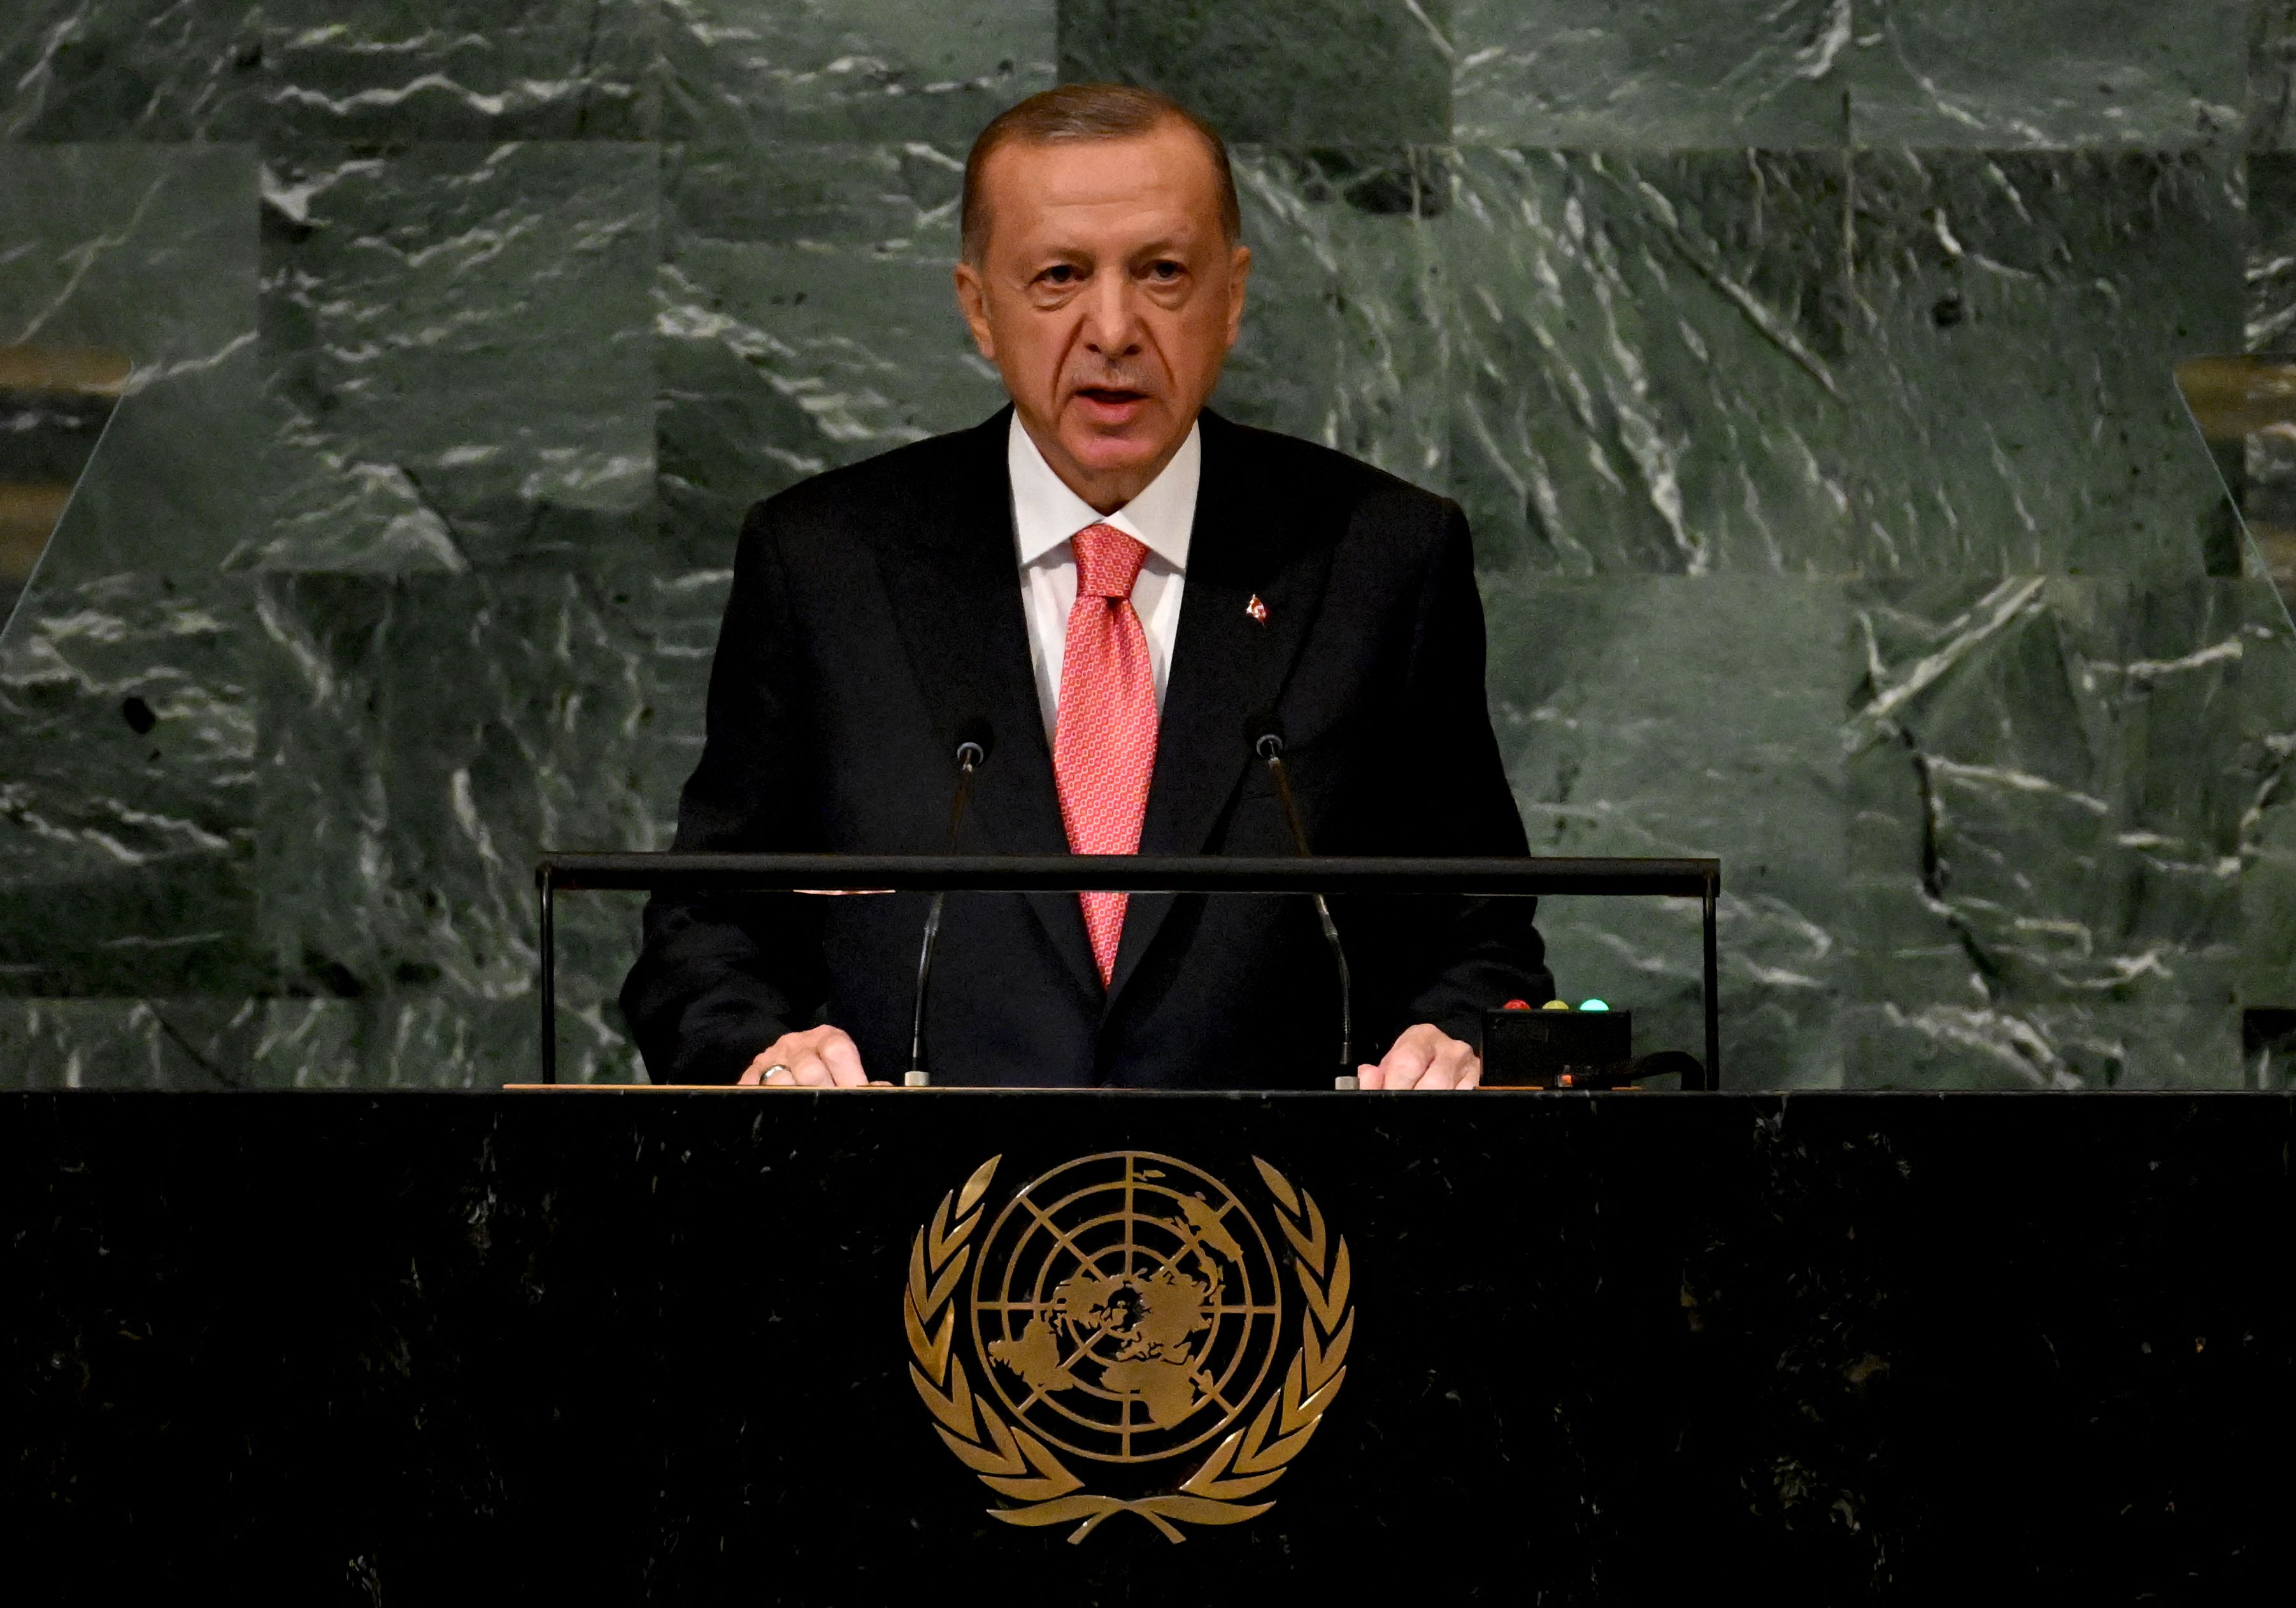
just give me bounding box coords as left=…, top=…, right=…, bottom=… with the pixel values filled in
left=739, top=1025, right=868, bottom=1086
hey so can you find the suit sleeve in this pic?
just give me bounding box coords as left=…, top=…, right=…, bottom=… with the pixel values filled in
left=1374, top=500, right=1555, bottom=1044
left=618, top=501, right=829, bottom=1083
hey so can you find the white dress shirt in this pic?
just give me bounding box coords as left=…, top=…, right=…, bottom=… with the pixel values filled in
left=1008, top=413, right=1198, bottom=741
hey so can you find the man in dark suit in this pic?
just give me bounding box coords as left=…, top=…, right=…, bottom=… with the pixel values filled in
left=622, top=84, right=1551, bottom=1091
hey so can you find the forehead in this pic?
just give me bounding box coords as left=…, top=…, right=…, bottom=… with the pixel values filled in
left=978, top=124, right=1225, bottom=252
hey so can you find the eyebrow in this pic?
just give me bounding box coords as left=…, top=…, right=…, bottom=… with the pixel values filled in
left=1024, top=236, right=1192, bottom=265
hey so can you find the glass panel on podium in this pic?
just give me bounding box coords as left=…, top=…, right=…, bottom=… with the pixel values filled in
left=2178, top=355, right=2296, bottom=1088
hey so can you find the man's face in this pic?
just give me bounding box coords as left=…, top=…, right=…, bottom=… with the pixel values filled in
left=954, top=121, right=1251, bottom=513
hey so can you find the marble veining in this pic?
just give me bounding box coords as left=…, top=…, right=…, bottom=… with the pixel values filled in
left=0, top=1, right=2288, bottom=1088
left=1452, top=0, right=1850, bottom=147
left=661, top=0, right=1056, bottom=144
left=0, top=573, right=262, bottom=999
left=1849, top=0, right=2248, bottom=148
left=1060, top=0, right=1451, bottom=146
left=1220, top=147, right=1450, bottom=487
left=1488, top=574, right=1850, bottom=1086
left=1846, top=149, right=2241, bottom=580
left=259, top=1, right=659, bottom=140
left=246, top=141, right=659, bottom=574
left=1446, top=148, right=1856, bottom=575
left=1846, top=578, right=2258, bottom=1086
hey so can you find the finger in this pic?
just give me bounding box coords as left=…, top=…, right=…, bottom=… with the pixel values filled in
left=1355, top=1062, right=1383, bottom=1090
left=1423, top=1039, right=1483, bottom=1091
left=1376, top=1037, right=1437, bottom=1091
left=788, top=1052, right=839, bottom=1088
left=819, top=1031, right=868, bottom=1088
left=1457, top=1053, right=1483, bottom=1090
left=739, top=1046, right=787, bottom=1086
left=1416, top=1044, right=1469, bottom=1089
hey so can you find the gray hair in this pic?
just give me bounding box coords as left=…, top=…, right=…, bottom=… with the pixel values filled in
left=960, top=83, right=1241, bottom=265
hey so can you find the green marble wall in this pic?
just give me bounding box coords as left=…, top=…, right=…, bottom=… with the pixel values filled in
left=1, top=1, right=2289, bottom=1088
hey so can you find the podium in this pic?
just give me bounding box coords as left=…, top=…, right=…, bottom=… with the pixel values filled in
left=8, top=1087, right=2288, bottom=1600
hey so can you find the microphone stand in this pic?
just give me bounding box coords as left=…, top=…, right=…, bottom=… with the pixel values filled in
left=1255, top=732, right=1357, bottom=1090
left=906, top=736, right=985, bottom=1088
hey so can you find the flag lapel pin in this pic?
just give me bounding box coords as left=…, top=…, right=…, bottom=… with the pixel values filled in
left=1245, top=593, right=1269, bottom=623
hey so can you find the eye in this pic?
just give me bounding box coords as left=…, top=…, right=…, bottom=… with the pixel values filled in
left=1037, top=264, right=1080, bottom=287
left=1146, top=260, right=1185, bottom=282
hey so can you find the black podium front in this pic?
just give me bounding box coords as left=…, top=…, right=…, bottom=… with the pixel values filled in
left=8, top=1090, right=2289, bottom=1602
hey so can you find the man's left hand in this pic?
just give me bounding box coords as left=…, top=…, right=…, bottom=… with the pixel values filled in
left=1358, top=1023, right=1480, bottom=1090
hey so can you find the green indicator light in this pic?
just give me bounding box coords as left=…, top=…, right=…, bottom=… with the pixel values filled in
left=1578, top=998, right=1609, bottom=1013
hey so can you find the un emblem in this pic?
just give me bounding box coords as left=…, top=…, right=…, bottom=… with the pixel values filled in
left=903, top=1151, right=1355, bottom=1543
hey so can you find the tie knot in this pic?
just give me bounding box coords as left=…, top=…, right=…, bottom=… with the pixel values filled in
left=1072, top=523, right=1148, bottom=601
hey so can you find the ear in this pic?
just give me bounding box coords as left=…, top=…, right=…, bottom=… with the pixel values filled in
left=953, top=260, right=997, bottom=362
left=1222, top=244, right=1252, bottom=350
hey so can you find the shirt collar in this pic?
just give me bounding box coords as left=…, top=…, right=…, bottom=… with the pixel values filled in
left=1008, top=411, right=1198, bottom=573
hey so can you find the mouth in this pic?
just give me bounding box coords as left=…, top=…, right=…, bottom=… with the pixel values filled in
left=1071, top=386, right=1152, bottom=425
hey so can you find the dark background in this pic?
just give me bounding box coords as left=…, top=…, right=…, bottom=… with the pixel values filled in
left=8, top=1090, right=2289, bottom=1601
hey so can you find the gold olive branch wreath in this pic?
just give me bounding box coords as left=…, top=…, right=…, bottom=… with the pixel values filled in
left=904, top=1154, right=1352, bottom=1544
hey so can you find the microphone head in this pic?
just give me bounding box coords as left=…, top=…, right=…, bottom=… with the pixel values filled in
left=1244, top=709, right=1284, bottom=760
left=953, top=716, right=994, bottom=769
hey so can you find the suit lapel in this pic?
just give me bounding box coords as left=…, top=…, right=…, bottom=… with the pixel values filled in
left=1106, top=412, right=1336, bottom=1004
left=871, top=409, right=1100, bottom=999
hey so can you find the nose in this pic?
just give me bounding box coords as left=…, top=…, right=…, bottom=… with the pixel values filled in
left=1078, top=272, right=1144, bottom=360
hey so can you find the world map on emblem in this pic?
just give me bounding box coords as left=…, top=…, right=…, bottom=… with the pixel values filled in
left=968, top=1151, right=1285, bottom=1464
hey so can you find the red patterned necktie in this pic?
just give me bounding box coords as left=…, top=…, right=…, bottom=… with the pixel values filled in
left=1054, top=523, right=1160, bottom=987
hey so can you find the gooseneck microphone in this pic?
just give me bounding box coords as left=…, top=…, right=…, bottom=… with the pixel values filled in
left=907, top=718, right=993, bottom=1088
left=1246, top=713, right=1355, bottom=1089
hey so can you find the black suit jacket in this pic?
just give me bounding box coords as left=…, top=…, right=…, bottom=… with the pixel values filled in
left=622, top=408, right=1551, bottom=1087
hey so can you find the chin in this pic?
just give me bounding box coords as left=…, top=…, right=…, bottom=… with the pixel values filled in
left=1067, top=433, right=1159, bottom=466
left=1061, top=430, right=1161, bottom=472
